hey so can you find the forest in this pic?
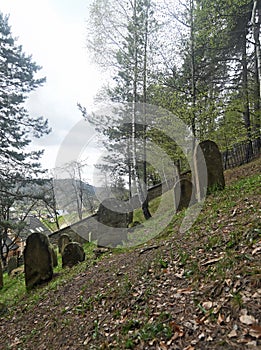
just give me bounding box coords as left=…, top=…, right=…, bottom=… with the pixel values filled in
left=0, top=0, right=261, bottom=261
left=0, top=2, right=260, bottom=348
left=80, top=0, right=261, bottom=218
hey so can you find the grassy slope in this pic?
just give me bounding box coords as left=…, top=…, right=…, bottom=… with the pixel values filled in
left=0, top=158, right=260, bottom=349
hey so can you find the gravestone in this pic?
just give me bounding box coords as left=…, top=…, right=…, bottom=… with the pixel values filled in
left=58, top=234, right=72, bottom=254
left=97, top=198, right=133, bottom=228
left=0, top=262, right=3, bottom=289
left=96, top=198, right=132, bottom=247
left=50, top=245, right=58, bottom=267
left=10, top=266, right=24, bottom=278
left=7, top=256, right=18, bottom=275
left=24, top=232, right=53, bottom=290
left=62, top=242, right=85, bottom=268
left=195, top=140, right=225, bottom=197
left=97, top=230, right=128, bottom=248
left=18, top=255, right=24, bottom=267
left=174, top=178, right=195, bottom=212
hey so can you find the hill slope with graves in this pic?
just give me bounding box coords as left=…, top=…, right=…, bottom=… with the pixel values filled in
left=0, top=157, right=260, bottom=349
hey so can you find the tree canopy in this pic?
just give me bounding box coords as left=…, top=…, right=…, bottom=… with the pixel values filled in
left=82, top=0, right=261, bottom=220
left=0, top=12, right=50, bottom=264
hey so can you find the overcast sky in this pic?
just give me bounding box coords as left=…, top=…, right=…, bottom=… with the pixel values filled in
left=1, top=0, right=103, bottom=173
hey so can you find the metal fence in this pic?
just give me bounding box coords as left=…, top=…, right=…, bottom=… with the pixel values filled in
left=222, top=138, right=261, bottom=170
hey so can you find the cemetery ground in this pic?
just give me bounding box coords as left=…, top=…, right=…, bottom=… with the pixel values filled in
left=0, top=158, right=260, bottom=349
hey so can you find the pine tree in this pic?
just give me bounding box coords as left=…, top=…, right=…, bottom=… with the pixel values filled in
left=85, top=0, right=159, bottom=220
left=0, top=12, right=50, bottom=265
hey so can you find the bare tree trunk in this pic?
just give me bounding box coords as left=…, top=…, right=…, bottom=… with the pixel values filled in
left=252, top=1, right=261, bottom=146
left=190, top=0, right=196, bottom=137
left=131, top=0, right=151, bottom=220
left=141, top=1, right=151, bottom=219
left=252, top=0, right=261, bottom=101
left=242, top=30, right=253, bottom=158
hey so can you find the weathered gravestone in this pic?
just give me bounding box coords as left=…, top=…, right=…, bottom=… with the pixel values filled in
left=10, top=266, right=24, bottom=278
left=195, top=140, right=225, bottom=196
left=96, top=198, right=131, bottom=247
left=62, top=242, right=85, bottom=268
left=7, top=256, right=18, bottom=275
left=50, top=245, right=58, bottom=267
left=97, top=198, right=133, bottom=228
left=97, top=231, right=128, bottom=248
left=24, top=232, right=53, bottom=290
left=0, top=262, right=3, bottom=289
left=58, top=233, right=72, bottom=254
left=174, top=178, right=196, bottom=212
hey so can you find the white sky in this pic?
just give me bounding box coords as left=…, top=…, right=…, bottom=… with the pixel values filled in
left=1, top=0, right=103, bottom=172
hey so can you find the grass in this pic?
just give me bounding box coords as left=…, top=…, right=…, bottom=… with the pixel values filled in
left=1, top=163, right=260, bottom=325
left=0, top=241, right=96, bottom=311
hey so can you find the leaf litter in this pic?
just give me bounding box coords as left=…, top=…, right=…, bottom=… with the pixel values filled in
left=0, top=158, right=260, bottom=349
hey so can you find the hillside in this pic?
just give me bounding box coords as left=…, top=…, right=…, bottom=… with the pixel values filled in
left=0, top=158, right=260, bottom=350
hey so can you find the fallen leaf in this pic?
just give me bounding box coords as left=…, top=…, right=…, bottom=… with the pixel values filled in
left=198, top=332, right=205, bottom=340
left=169, top=321, right=181, bottom=332
left=231, top=208, right=238, bottom=217
left=218, top=313, right=225, bottom=325
left=201, top=257, right=223, bottom=266
left=10, top=338, right=22, bottom=347
left=159, top=341, right=168, bottom=350
left=226, top=315, right=231, bottom=323
left=245, top=340, right=257, bottom=346
left=252, top=246, right=261, bottom=255
left=177, top=287, right=192, bottom=294
left=202, top=301, right=213, bottom=310
left=228, top=329, right=237, bottom=338
left=249, top=324, right=261, bottom=339
left=225, top=279, right=232, bottom=286
left=239, top=314, right=256, bottom=325
left=174, top=269, right=184, bottom=278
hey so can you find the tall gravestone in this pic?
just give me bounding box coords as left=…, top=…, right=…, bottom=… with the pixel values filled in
left=7, top=256, right=18, bottom=275
left=24, top=232, right=53, bottom=290
left=50, top=245, right=58, bottom=267
left=195, top=140, right=225, bottom=197
left=174, top=178, right=196, bottom=212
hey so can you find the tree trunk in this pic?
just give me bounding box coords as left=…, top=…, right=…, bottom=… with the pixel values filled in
left=252, top=1, right=261, bottom=146
left=190, top=0, right=196, bottom=137
left=131, top=0, right=151, bottom=220
left=141, top=1, right=151, bottom=219
left=242, top=30, right=252, bottom=157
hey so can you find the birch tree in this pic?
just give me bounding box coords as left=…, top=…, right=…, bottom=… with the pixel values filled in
left=85, top=0, right=159, bottom=219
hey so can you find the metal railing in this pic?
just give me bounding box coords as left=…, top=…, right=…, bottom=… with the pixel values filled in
left=222, top=138, right=261, bottom=170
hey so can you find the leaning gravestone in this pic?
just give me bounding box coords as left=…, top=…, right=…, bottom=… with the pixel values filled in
left=174, top=178, right=196, bottom=212
left=195, top=140, right=225, bottom=196
left=58, top=233, right=72, bottom=254
left=7, top=256, right=18, bottom=275
left=97, top=198, right=132, bottom=228
left=24, top=232, right=53, bottom=290
left=96, top=198, right=132, bottom=247
left=62, top=242, right=85, bottom=268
